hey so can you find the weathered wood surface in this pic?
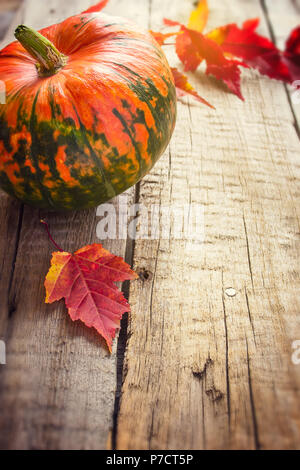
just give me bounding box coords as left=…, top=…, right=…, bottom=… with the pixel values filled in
left=0, top=0, right=299, bottom=450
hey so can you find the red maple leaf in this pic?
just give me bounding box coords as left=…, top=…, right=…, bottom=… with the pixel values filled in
left=164, top=19, right=247, bottom=99
left=209, top=19, right=300, bottom=83
left=206, top=62, right=246, bottom=100
left=45, top=244, right=138, bottom=352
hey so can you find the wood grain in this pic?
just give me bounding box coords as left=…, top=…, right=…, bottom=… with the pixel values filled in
left=0, top=0, right=141, bottom=450
left=116, top=0, right=300, bottom=450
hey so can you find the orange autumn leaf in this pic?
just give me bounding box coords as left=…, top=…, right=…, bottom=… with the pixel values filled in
left=188, top=0, right=209, bottom=33
left=171, top=67, right=214, bottom=108
left=150, top=30, right=176, bottom=46
left=45, top=243, right=138, bottom=352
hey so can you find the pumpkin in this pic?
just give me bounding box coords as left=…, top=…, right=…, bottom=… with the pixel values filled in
left=0, top=10, right=176, bottom=210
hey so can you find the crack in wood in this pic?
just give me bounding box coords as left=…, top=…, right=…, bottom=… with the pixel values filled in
left=222, top=287, right=231, bottom=427
left=245, top=287, right=257, bottom=346
left=243, top=213, right=254, bottom=289
left=245, top=337, right=261, bottom=450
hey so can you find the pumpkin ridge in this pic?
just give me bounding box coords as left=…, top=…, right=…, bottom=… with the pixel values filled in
left=29, top=90, right=56, bottom=207
left=75, top=17, right=97, bottom=33
left=68, top=95, right=117, bottom=200
left=112, top=107, right=144, bottom=178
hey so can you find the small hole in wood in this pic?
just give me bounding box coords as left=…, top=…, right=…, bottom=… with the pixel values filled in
left=137, top=268, right=152, bottom=282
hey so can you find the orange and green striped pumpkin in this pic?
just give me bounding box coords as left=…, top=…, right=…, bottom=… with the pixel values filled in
left=0, top=10, right=176, bottom=210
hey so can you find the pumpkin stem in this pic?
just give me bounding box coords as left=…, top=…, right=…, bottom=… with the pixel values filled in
left=14, top=25, right=67, bottom=77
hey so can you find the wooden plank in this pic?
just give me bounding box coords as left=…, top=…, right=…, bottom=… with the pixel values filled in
left=116, top=0, right=300, bottom=450
left=0, top=0, right=149, bottom=450
left=263, top=0, right=300, bottom=131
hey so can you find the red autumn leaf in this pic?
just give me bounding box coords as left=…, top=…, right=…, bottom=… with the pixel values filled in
left=171, top=67, right=214, bottom=108
left=283, top=25, right=300, bottom=81
left=81, top=0, right=109, bottom=14
left=285, top=25, right=300, bottom=56
left=164, top=19, right=246, bottom=99
left=174, top=26, right=204, bottom=72
left=206, top=62, right=246, bottom=100
left=45, top=243, right=138, bottom=352
left=178, top=26, right=242, bottom=71
left=163, top=1, right=300, bottom=100
left=210, top=19, right=292, bottom=82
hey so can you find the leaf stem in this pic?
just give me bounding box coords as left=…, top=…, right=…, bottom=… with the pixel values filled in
left=40, top=216, right=64, bottom=252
